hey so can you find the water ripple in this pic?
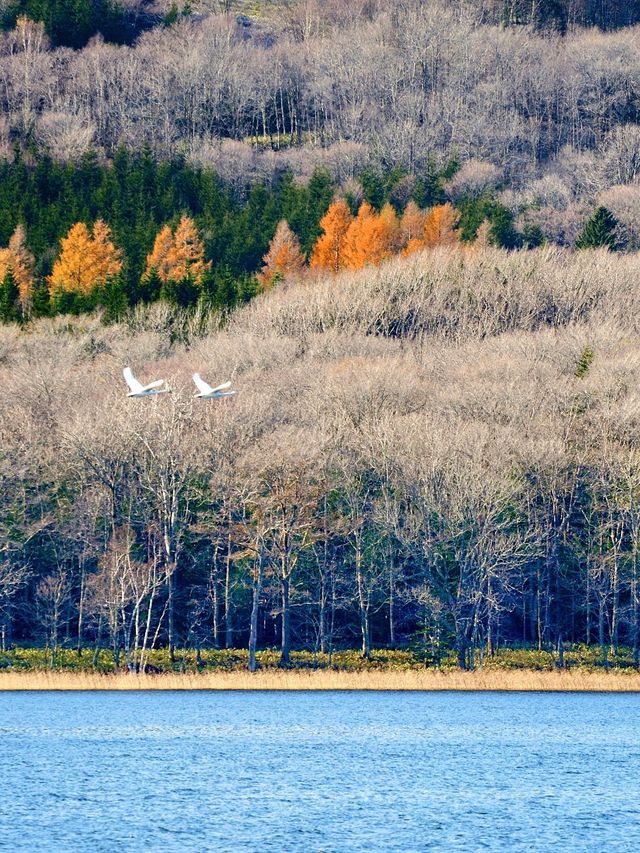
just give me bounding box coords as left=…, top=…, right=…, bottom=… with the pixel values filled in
left=0, top=691, right=639, bottom=852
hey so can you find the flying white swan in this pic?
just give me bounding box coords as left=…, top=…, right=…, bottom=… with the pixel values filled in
left=192, top=373, right=236, bottom=399
left=123, top=366, right=170, bottom=398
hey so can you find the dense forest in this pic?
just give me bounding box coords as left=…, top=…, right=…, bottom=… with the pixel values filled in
left=0, top=1, right=640, bottom=303
left=3, top=247, right=640, bottom=670
left=3, top=0, right=640, bottom=671
left=1, top=2, right=640, bottom=226
left=0, top=147, right=631, bottom=323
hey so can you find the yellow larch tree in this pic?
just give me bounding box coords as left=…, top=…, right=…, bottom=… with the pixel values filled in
left=399, top=201, right=428, bottom=256
left=165, top=216, right=210, bottom=283
left=342, top=202, right=398, bottom=270
left=0, top=224, right=35, bottom=305
left=310, top=198, right=353, bottom=273
left=259, top=220, right=306, bottom=289
left=423, top=203, right=461, bottom=248
left=91, top=220, right=124, bottom=284
left=341, top=202, right=377, bottom=270
left=378, top=202, right=400, bottom=254
left=145, top=217, right=209, bottom=285
left=144, top=224, right=174, bottom=283
left=48, top=221, right=122, bottom=297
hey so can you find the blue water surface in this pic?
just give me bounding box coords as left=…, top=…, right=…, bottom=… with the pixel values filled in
left=0, top=690, right=639, bottom=852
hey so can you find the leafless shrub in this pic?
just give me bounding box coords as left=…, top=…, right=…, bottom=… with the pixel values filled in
left=446, top=159, right=502, bottom=201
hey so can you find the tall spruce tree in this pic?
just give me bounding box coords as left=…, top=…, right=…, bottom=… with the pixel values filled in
left=0, top=268, right=20, bottom=322
left=575, top=206, right=619, bottom=250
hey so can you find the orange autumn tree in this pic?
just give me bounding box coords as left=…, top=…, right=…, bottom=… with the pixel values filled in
left=48, top=220, right=122, bottom=297
left=399, top=201, right=428, bottom=256
left=259, top=220, right=306, bottom=289
left=379, top=202, right=400, bottom=253
left=0, top=224, right=35, bottom=305
left=342, top=202, right=398, bottom=270
left=144, top=224, right=174, bottom=282
left=310, top=198, right=353, bottom=273
left=144, top=216, right=210, bottom=285
left=423, top=203, right=461, bottom=248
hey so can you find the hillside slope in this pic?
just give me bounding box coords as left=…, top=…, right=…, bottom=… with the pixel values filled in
left=1, top=247, right=640, bottom=666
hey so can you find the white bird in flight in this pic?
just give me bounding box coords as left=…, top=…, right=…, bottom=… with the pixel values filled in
left=123, top=366, right=170, bottom=398
left=192, top=373, right=236, bottom=399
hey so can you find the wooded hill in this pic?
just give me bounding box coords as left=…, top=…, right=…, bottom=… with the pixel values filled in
left=0, top=147, right=627, bottom=323
left=2, top=1, right=640, bottom=251
left=2, top=245, right=640, bottom=670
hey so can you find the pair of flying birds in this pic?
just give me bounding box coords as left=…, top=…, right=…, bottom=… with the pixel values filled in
left=123, top=367, right=235, bottom=399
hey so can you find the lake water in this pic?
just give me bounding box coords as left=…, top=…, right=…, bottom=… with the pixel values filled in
left=0, top=691, right=639, bottom=852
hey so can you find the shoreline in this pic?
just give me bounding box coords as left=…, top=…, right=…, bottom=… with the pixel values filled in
left=2, top=668, right=640, bottom=692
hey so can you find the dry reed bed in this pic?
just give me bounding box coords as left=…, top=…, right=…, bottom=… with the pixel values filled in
left=2, top=669, right=640, bottom=692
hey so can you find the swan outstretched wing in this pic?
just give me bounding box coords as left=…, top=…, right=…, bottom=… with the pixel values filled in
left=142, top=379, right=165, bottom=391
left=193, top=372, right=214, bottom=395
left=123, top=367, right=144, bottom=394
left=211, top=380, right=232, bottom=393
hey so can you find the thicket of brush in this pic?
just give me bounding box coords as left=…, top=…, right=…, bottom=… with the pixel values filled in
left=2, top=246, right=640, bottom=672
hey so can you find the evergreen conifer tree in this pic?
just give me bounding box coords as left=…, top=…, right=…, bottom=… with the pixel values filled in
left=0, top=268, right=19, bottom=323
left=488, top=204, right=522, bottom=249
left=30, top=279, right=51, bottom=318
left=98, top=274, right=128, bottom=323
left=575, top=206, right=619, bottom=250
left=211, top=266, right=237, bottom=310
left=139, top=267, right=163, bottom=303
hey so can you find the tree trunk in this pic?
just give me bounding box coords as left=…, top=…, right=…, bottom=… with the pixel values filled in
left=599, top=598, right=609, bottom=670
left=610, top=555, right=620, bottom=656
left=319, top=569, right=327, bottom=655
left=76, top=561, right=86, bottom=657
left=280, top=573, right=291, bottom=666
left=248, top=547, right=264, bottom=673
left=225, top=529, right=233, bottom=648
left=388, top=547, right=396, bottom=647
left=355, top=540, right=370, bottom=659
left=167, top=565, right=175, bottom=664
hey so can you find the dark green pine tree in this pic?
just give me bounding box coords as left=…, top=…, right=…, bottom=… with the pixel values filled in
left=138, top=267, right=163, bottom=304
left=30, top=278, right=51, bottom=318
left=203, top=265, right=238, bottom=311
left=97, top=274, right=128, bottom=323
left=488, top=203, right=523, bottom=249
left=575, top=206, right=619, bottom=250
left=161, top=275, right=199, bottom=308
left=411, top=157, right=447, bottom=209
left=360, top=168, right=386, bottom=210
left=575, top=345, right=595, bottom=379
left=0, top=268, right=20, bottom=323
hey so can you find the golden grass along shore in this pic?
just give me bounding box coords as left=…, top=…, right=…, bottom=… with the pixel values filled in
left=2, top=668, right=640, bottom=692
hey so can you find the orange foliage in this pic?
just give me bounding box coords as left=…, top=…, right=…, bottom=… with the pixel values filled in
left=342, top=202, right=398, bottom=270
left=48, top=220, right=122, bottom=296
left=259, top=220, right=306, bottom=289
left=167, top=216, right=209, bottom=283
left=423, top=203, right=460, bottom=247
left=145, top=216, right=210, bottom=284
left=379, top=202, right=400, bottom=253
left=310, top=199, right=353, bottom=273
left=0, top=224, right=34, bottom=304
left=145, top=225, right=173, bottom=282
left=399, top=201, right=428, bottom=257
